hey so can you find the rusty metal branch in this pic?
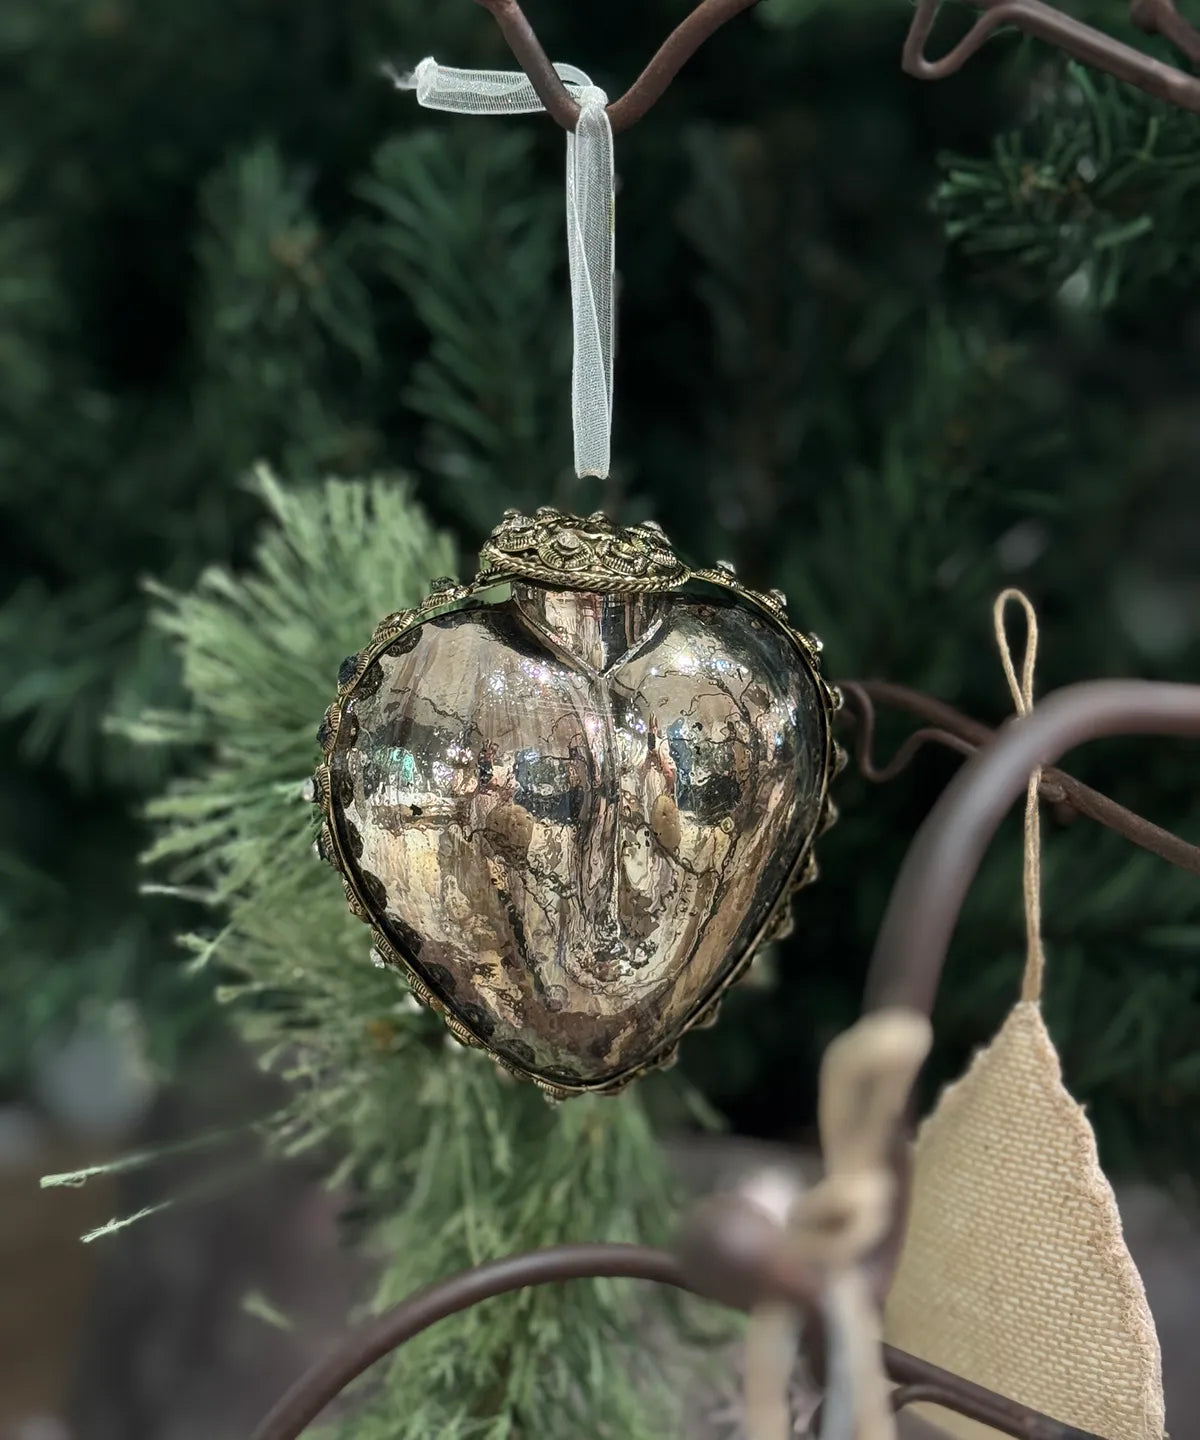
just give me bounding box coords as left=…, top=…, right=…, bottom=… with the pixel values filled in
left=865, top=679, right=1200, bottom=1014
left=903, top=0, right=1200, bottom=114
left=888, top=1353, right=1106, bottom=1440
left=472, top=0, right=762, bottom=133
left=838, top=678, right=1200, bottom=878
left=609, top=0, right=763, bottom=131
left=1130, top=0, right=1200, bottom=67
left=250, top=1245, right=687, bottom=1440
left=471, top=0, right=580, bottom=128
left=247, top=1241, right=1106, bottom=1440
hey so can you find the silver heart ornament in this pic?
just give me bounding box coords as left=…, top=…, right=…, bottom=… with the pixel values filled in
left=311, top=508, right=842, bottom=1097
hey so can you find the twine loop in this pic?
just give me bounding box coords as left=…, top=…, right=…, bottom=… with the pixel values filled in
left=992, top=588, right=1045, bottom=1002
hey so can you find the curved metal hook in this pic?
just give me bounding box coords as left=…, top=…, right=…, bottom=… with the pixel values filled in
left=250, top=1245, right=688, bottom=1440
left=902, top=0, right=1200, bottom=113
left=472, top=0, right=762, bottom=133
left=249, top=1240, right=1105, bottom=1440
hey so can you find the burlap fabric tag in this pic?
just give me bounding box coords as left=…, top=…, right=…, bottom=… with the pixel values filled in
left=883, top=591, right=1164, bottom=1440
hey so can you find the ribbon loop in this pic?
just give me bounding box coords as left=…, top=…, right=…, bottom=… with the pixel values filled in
left=391, top=58, right=616, bottom=480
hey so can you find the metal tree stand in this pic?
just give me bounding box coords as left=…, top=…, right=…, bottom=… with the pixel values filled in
left=250, top=679, right=1200, bottom=1440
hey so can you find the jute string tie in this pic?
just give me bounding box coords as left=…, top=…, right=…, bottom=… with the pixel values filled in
left=992, top=587, right=1044, bottom=1001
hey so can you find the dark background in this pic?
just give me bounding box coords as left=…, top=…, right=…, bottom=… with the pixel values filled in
left=1, top=0, right=1198, bottom=1434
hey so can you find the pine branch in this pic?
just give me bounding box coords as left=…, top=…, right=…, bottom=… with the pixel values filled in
left=194, top=143, right=379, bottom=478
left=775, top=315, right=1068, bottom=680
left=0, top=170, right=61, bottom=428
left=936, top=65, right=1200, bottom=304
left=144, top=469, right=690, bottom=1437
left=359, top=129, right=582, bottom=529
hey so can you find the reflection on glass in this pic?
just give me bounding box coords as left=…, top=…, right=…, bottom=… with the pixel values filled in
left=330, top=585, right=826, bottom=1085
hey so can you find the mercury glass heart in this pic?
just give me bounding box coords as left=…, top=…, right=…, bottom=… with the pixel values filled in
left=313, top=510, right=839, bottom=1096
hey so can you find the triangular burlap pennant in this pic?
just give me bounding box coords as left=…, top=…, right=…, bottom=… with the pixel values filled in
left=884, top=591, right=1165, bottom=1440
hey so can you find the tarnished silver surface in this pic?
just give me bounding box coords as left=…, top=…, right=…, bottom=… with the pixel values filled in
left=327, top=583, right=829, bottom=1090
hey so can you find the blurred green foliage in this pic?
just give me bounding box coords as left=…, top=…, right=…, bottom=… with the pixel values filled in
left=936, top=64, right=1200, bottom=306
left=2, top=0, right=1198, bottom=1256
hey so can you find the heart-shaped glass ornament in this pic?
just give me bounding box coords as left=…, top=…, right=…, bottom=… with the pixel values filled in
left=311, top=509, right=843, bottom=1097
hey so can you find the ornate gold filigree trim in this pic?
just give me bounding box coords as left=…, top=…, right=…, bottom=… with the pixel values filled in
left=478, top=506, right=688, bottom=592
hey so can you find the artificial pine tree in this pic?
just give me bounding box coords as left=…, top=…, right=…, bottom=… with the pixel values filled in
left=3, top=0, right=1198, bottom=1431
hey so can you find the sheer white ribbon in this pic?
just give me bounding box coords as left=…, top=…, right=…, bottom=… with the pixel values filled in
left=393, top=57, right=615, bottom=480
